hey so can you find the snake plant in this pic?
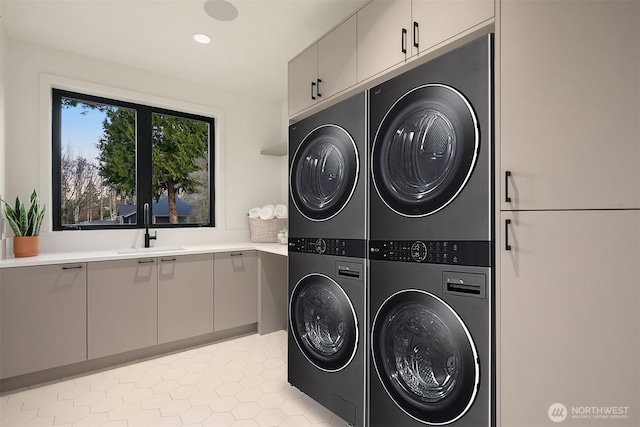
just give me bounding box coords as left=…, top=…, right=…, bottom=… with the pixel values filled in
left=2, top=190, right=46, bottom=236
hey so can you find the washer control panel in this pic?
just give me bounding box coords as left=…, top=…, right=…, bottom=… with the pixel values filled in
left=289, top=237, right=366, bottom=258
left=369, top=240, right=492, bottom=267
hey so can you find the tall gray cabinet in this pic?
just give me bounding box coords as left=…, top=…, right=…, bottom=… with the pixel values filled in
left=498, top=1, right=640, bottom=425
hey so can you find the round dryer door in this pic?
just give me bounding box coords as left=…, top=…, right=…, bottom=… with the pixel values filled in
left=290, top=125, right=359, bottom=221
left=372, top=84, right=479, bottom=217
left=290, top=273, right=358, bottom=372
left=372, top=290, right=479, bottom=425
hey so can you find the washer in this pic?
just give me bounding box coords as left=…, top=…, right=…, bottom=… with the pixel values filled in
left=288, top=249, right=366, bottom=427
left=369, top=258, right=493, bottom=426
left=289, top=91, right=367, bottom=256
left=369, top=34, right=493, bottom=252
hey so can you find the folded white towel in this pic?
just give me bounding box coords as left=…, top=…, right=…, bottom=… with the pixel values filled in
left=259, top=204, right=276, bottom=220
left=274, top=204, right=288, bottom=219
left=248, top=207, right=261, bottom=218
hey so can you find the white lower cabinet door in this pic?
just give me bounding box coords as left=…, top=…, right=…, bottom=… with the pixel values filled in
left=158, top=253, right=214, bottom=344
left=0, top=263, right=87, bottom=378
left=88, top=258, right=158, bottom=359
left=500, top=210, right=639, bottom=426
left=214, top=251, right=258, bottom=332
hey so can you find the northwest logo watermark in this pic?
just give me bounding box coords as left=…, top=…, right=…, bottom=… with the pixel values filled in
left=548, top=403, right=630, bottom=422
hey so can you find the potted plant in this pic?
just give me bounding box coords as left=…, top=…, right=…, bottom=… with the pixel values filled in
left=2, top=190, right=46, bottom=257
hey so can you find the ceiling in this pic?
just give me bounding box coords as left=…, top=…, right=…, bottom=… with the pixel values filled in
left=0, top=0, right=369, bottom=104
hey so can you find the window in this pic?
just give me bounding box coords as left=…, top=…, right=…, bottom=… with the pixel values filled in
left=52, top=89, right=214, bottom=230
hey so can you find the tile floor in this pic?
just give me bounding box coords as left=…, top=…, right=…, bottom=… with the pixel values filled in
left=0, top=331, right=350, bottom=427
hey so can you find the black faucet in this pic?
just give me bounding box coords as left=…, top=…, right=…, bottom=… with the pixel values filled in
left=143, top=202, right=157, bottom=248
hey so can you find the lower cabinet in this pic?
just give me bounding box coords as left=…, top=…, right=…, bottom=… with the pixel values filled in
left=500, top=210, right=639, bottom=426
left=87, top=258, right=158, bottom=359
left=214, top=251, right=258, bottom=332
left=0, top=263, right=87, bottom=379
left=158, top=254, right=214, bottom=344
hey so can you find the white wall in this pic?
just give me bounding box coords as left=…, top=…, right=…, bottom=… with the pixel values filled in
left=4, top=38, right=287, bottom=254
left=0, top=5, right=8, bottom=259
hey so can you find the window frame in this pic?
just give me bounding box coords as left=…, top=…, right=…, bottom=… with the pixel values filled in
left=52, top=89, right=215, bottom=231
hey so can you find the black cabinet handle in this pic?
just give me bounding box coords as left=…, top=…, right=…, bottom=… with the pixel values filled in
left=62, top=265, right=83, bottom=270
left=160, top=258, right=177, bottom=262
left=401, top=28, right=407, bottom=54
left=505, top=219, right=512, bottom=251
left=230, top=252, right=243, bottom=257
left=316, top=79, right=322, bottom=98
left=138, top=259, right=155, bottom=264
left=505, top=171, right=512, bottom=203
left=413, top=21, right=419, bottom=49
left=311, top=81, right=316, bottom=100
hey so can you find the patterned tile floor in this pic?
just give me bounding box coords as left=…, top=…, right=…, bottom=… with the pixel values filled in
left=0, top=331, right=350, bottom=427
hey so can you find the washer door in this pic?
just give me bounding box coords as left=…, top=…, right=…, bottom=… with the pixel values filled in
left=290, top=273, right=358, bottom=372
left=290, top=125, right=359, bottom=221
left=372, top=290, right=479, bottom=425
left=372, top=84, right=479, bottom=217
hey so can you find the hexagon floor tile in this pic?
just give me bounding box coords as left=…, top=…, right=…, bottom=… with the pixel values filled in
left=0, top=331, right=350, bottom=426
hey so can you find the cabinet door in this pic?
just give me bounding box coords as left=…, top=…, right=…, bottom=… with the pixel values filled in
left=87, top=258, right=158, bottom=359
left=357, top=0, right=412, bottom=81
left=214, top=251, right=258, bottom=331
left=317, top=15, right=357, bottom=100
left=500, top=210, right=639, bottom=426
left=501, top=0, right=640, bottom=210
left=158, top=254, right=214, bottom=344
left=288, top=44, right=318, bottom=116
left=411, top=0, right=493, bottom=55
left=0, top=263, right=87, bottom=378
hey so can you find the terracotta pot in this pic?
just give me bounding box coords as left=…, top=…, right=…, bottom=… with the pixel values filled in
left=13, top=236, right=40, bottom=258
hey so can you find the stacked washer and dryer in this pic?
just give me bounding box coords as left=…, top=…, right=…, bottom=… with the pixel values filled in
left=287, top=92, right=368, bottom=427
left=288, top=34, right=495, bottom=427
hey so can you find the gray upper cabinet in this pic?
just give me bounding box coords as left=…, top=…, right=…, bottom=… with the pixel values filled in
left=87, top=258, right=158, bottom=359
left=501, top=0, right=640, bottom=210
left=214, top=251, right=258, bottom=332
left=356, top=0, right=494, bottom=82
left=357, top=0, right=411, bottom=82
left=0, top=263, right=87, bottom=379
left=289, top=15, right=357, bottom=116
left=411, top=0, right=493, bottom=55
left=158, top=254, right=214, bottom=344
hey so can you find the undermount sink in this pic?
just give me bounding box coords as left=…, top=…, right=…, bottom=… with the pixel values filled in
left=116, top=246, right=186, bottom=255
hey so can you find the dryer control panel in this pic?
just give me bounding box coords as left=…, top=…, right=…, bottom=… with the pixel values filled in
left=369, top=240, right=492, bottom=267
left=289, top=237, right=366, bottom=258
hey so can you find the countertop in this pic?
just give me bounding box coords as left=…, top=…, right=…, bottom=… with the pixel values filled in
left=0, top=242, right=287, bottom=269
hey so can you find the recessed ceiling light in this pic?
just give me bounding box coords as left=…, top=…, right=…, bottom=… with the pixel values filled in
left=193, top=33, right=212, bottom=44
left=204, top=0, right=238, bottom=21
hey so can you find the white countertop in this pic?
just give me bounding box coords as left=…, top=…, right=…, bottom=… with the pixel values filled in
left=0, top=242, right=287, bottom=269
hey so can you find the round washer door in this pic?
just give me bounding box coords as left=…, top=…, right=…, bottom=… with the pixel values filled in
left=290, top=125, right=359, bottom=221
left=290, top=273, right=358, bottom=372
left=372, top=290, right=479, bottom=425
left=372, top=84, right=479, bottom=217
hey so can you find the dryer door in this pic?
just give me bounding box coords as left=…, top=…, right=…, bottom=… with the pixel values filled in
left=372, top=84, right=479, bottom=217
left=290, top=125, right=359, bottom=221
left=290, top=273, right=358, bottom=372
left=372, top=289, right=480, bottom=424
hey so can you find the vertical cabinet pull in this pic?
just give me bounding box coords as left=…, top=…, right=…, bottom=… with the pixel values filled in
left=413, top=21, right=419, bottom=49
left=311, top=81, right=316, bottom=100
left=316, top=79, right=322, bottom=98
left=505, top=171, right=512, bottom=203
left=505, top=219, right=512, bottom=251
left=401, top=28, right=407, bottom=54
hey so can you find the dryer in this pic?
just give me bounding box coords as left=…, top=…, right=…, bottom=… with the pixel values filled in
left=288, top=249, right=366, bottom=427
left=289, top=91, right=367, bottom=257
left=369, top=34, right=494, bottom=261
